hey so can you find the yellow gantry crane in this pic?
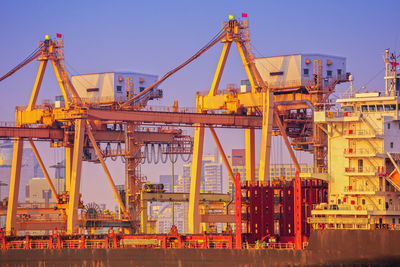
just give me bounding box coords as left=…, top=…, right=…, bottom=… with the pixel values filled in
left=0, top=17, right=347, bottom=240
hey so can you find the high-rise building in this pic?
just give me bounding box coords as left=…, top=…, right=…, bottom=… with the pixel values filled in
left=0, top=140, right=45, bottom=202
left=25, top=177, right=65, bottom=204
left=153, top=149, right=224, bottom=233
left=183, top=149, right=223, bottom=193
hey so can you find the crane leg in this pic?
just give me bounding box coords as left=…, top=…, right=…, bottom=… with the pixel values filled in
left=67, top=119, right=85, bottom=234
left=245, top=128, right=255, bottom=183
left=258, top=91, right=274, bottom=183
left=188, top=124, right=204, bottom=234
left=65, top=146, right=73, bottom=192
left=5, top=138, right=23, bottom=236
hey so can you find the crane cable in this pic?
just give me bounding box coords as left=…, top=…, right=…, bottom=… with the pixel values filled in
left=0, top=43, right=44, bottom=82
left=119, top=26, right=227, bottom=108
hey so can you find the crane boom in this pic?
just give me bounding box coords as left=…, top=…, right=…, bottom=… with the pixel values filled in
left=119, top=27, right=227, bottom=109
left=0, top=49, right=42, bottom=82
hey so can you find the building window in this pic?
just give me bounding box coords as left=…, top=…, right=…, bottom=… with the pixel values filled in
left=303, top=69, right=309, bottom=75
left=270, top=71, right=284, bottom=76
left=362, top=199, right=365, bottom=205
left=140, top=87, right=145, bottom=92
left=388, top=123, right=391, bottom=129
left=116, top=86, right=122, bottom=92
left=86, top=88, right=99, bottom=92
left=390, top=142, right=394, bottom=148
left=327, top=70, right=332, bottom=77
left=362, top=105, right=368, bottom=112
left=337, top=69, right=342, bottom=75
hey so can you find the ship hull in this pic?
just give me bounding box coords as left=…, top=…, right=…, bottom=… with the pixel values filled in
left=1, top=229, right=400, bottom=266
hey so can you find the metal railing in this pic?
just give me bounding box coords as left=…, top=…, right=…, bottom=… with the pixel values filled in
left=343, top=148, right=381, bottom=155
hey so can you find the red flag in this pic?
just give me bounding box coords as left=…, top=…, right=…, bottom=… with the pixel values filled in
left=390, top=62, right=399, bottom=68
left=242, top=13, right=248, bottom=18
left=56, top=33, right=62, bottom=38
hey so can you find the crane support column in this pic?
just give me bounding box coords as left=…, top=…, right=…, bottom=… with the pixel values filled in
left=51, top=60, right=71, bottom=106
left=27, top=60, right=47, bottom=111
left=208, top=42, right=231, bottom=96
left=65, top=146, right=73, bottom=192
left=67, top=119, right=85, bottom=234
left=188, top=124, right=204, bottom=234
left=245, top=128, right=255, bottom=183
left=140, top=193, right=148, bottom=234
left=5, top=138, right=23, bottom=235
left=258, top=91, right=274, bottom=183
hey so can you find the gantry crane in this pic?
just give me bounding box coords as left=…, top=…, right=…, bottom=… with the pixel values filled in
left=0, top=30, right=265, bottom=235
left=187, top=18, right=348, bottom=249
left=0, top=37, right=194, bottom=234
left=0, top=17, right=347, bottom=249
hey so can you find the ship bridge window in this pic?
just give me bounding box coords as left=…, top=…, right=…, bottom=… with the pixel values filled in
left=361, top=105, right=368, bottom=112
left=377, top=105, right=384, bottom=111
left=368, top=105, right=376, bottom=112
left=342, top=106, right=353, bottom=112
left=384, top=104, right=396, bottom=111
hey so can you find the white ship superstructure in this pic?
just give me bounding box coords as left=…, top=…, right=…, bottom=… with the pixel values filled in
left=309, top=49, right=400, bottom=229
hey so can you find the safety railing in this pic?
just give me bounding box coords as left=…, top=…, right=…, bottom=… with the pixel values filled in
left=344, top=148, right=378, bottom=155
left=244, top=242, right=296, bottom=250
left=344, top=185, right=379, bottom=193
left=344, top=166, right=383, bottom=175
left=345, top=129, right=384, bottom=136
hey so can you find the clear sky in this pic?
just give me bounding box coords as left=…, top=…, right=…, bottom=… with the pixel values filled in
left=1, top=0, right=399, bottom=208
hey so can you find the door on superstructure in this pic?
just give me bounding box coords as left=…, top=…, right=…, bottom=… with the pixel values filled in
left=358, top=159, right=363, bottom=173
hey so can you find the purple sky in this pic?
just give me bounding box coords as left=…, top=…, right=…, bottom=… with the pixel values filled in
left=1, top=0, right=399, bottom=208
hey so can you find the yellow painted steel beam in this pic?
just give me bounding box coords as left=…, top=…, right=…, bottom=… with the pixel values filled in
left=0, top=207, right=63, bottom=216
left=208, top=42, right=232, bottom=96
left=141, top=192, right=231, bottom=202
left=235, top=41, right=257, bottom=92
left=5, top=138, right=23, bottom=235
left=65, top=146, right=72, bottom=192
left=140, top=193, right=148, bottom=234
left=240, top=42, right=268, bottom=91
left=273, top=111, right=300, bottom=172
left=29, top=139, right=58, bottom=200
left=50, top=60, right=71, bottom=107
left=67, top=119, right=85, bottom=234
left=27, top=60, right=48, bottom=111
left=0, top=126, right=63, bottom=140
left=258, top=91, right=274, bottom=183
left=85, top=121, right=130, bottom=219
left=245, top=128, right=255, bottom=183
left=188, top=124, right=204, bottom=234
left=86, top=109, right=262, bottom=128
left=209, top=126, right=235, bottom=184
